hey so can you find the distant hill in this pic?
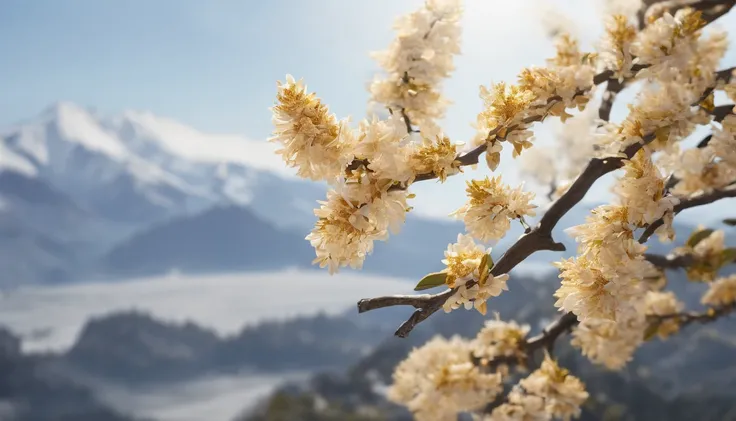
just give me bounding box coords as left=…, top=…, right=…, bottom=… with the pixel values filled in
left=103, top=206, right=315, bottom=277
left=0, top=326, right=145, bottom=421
left=57, top=310, right=389, bottom=385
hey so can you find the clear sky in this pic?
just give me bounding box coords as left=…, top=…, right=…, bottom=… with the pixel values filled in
left=2, top=0, right=735, bottom=220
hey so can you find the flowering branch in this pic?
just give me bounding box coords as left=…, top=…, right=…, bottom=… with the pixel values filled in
left=358, top=135, right=652, bottom=337
left=639, top=186, right=736, bottom=243
left=359, top=64, right=734, bottom=337
left=648, top=302, right=736, bottom=327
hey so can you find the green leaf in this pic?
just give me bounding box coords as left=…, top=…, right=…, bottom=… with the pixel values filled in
left=414, top=272, right=448, bottom=291
left=720, top=248, right=736, bottom=266
left=686, top=228, right=714, bottom=248
left=724, top=218, right=736, bottom=226
left=643, top=322, right=661, bottom=341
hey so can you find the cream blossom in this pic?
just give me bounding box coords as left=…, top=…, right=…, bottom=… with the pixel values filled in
left=307, top=186, right=410, bottom=274
left=387, top=335, right=503, bottom=421
left=352, top=115, right=414, bottom=184
left=632, top=9, right=705, bottom=82
left=472, top=55, right=595, bottom=171
left=554, top=255, right=644, bottom=322
left=441, top=233, right=489, bottom=288
left=571, top=314, right=647, bottom=370
left=471, top=318, right=531, bottom=367
left=270, top=75, right=353, bottom=181
left=369, top=0, right=463, bottom=131
left=440, top=234, right=510, bottom=314
left=487, top=355, right=589, bottom=421
left=451, top=176, right=537, bottom=242
left=644, top=291, right=684, bottom=339
left=702, top=275, right=736, bottom=307
left=660, top=144, right=736, bottom=197
left=614, top=149, right=678, bottom=227
left=408, top=133, right=462, bottom=182
left=598, top=14, right=637, bottom=80
left=675, top=229, right=727, bottom=282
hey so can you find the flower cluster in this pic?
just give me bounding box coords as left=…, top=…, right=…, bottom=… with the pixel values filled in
left=556, top=149, right=677, bottom=369
left=702, top=274, right=736, bottom=307
left=614, top=149, right=679, bottom=229
left=595, top=83, right=705, bottom=158
left=471, top=33, right=596, bottom=172
left=675, top=229, right=728, bottom=282
left=570, top=315, right=647, bottom=370
left=660, top=115, right=736, bottom=197
left=598, top=14, right=637, bottom=80
left=451, top=177, right=537, bottom=242
left=440, top=234, right=510, bottom=314
left=554, top=206, right=649, bottom=322
left=388, top=335, right=503, bottom=421
left=369, top=0, right=462, bottom=134
left=644, top=291, right=684, bottom=339
left=270, top=75, right=353, bottom=181
left=270, top=1, right=471, bottom=274
left=486, top=355, right=589, bottom=421
left=632, top=9, right=706, bottom=81
left=471, top=318, right=531, bottom=372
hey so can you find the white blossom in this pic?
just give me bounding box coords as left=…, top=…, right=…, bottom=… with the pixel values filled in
left=369, top=0, right=463, bottom=130
left=702, top=275, right=736, bottom=307
left=572, top=315, right=646, bottom=370
left=270, top=75, right=353, bottom=181
left=644, top=290, right=684, bottom=339
left=451, top=176, right=537, bottom=242
left=388, top=335, right=503, bottom=421
left=471, top=318, right=531, bottom=366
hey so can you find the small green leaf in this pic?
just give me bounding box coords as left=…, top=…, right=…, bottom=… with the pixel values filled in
left=724, top=218, right=736, bottom=226
left=720, top=248, right=736, bottom=266
left=686, top=228, right=714, bottom=248
left=414, top=272, right=448, bottom=291
left=643, top=322, right=661, bottom=341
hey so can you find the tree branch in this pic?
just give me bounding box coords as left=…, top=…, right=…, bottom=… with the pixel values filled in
left=644, top=252, right=695, bottom=269
left=639, top=186, right=736, bottom=243
left=357, top=67, right=734, bottom=337
left=524, top=312, right=579, bottom=353
left=648, top=302, right=736, bottom=327
left=598, top=78, right=625, bottom=122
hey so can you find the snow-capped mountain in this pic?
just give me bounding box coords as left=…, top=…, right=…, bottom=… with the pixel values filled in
left=0, top=102, right=322, bottom=231
left=0, top=102, right=327, bottom=286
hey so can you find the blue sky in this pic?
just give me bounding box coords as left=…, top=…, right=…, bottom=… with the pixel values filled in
left=2, top=0, right=735, bottom=220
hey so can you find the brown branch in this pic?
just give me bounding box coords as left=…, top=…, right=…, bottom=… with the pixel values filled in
left=358, top=135, right=654, bottom=337
left=696, top=133, right=713, bottom=148
left=598, top=78, right=625, bottom=122
left=400, top=108, right=415, bottom=134
left=644, top=252, right=695, bottom=269
left=648, top=302, right=736, bottom=327
left=524, top=312, right=579, bottom=353
left=639, top=186, right=736, bottom=243
left=712, top=104, right=734, bottom=122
